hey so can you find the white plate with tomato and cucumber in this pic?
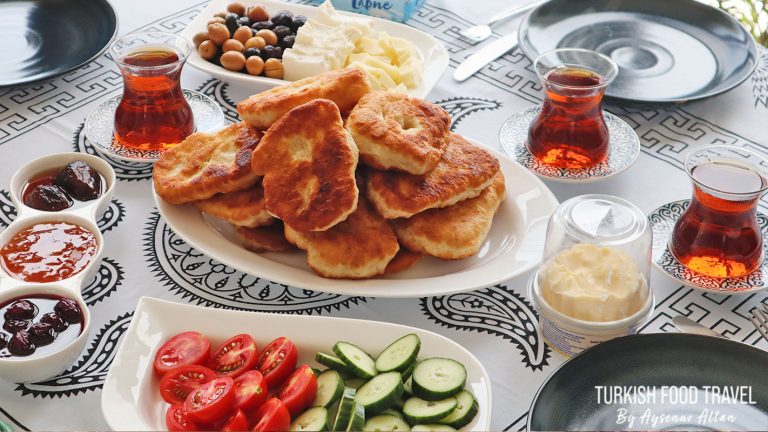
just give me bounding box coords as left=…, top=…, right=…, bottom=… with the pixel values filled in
left=101, top=297, right=491, bottom=431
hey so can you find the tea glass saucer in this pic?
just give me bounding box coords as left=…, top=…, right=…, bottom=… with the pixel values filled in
left=648, top=199, right=768, bottom=294
left=498, top=105, right=640, bottom=183
left=84, top=89, right=225, bottom=162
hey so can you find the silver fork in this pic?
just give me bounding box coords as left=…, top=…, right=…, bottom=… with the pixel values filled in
left=458, top=0, right=547, bottom=43
left=749, top=303, right=768, bottom=342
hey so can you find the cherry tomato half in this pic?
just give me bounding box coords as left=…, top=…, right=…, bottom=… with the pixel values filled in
left=277, top=365, right=318, bottom=416
left=221, top=409, right=249, bottom=432
left=208, top=334, right=259, bottom=378
left=154, top=332, right=211, bottom=376
left=257, top=337, right=298, bottom=389
left=166, top=405, right=199, bottom=431
left=234, top=370, right=269, bottom=412
left=184, top=377, right=236, bottom=425
left=160, top=365, right=217, bottom=405
left=251, top=398, right=290, bottom=432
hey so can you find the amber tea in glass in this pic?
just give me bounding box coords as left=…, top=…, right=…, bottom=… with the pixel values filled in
left=527, top=49, right=618, bottom=169
left=110, top=32, right=194, bottom=151
left=670, top=146, right=768, bottom=278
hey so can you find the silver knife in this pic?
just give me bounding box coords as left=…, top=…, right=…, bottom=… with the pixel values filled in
left=672, top=316, right=726, bottom=339
left=453, top=32, right=519, bottom=82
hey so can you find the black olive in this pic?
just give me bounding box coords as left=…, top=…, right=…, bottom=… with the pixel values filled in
left=281, top=34, right=296, bottom=49
left=290, top=15, right=307, bottom=32
left=225, top=13, right=240, bottom=35
left=0, top=333, right=7, bottom=350
left=3, top=319, right=30, bottom=334
left=8, top=331, right=35, bottom=356
left=244, top=48, right=261, bottom=59
left=261, top=45, right=283, bottom=60
left=29, top=322, right=56, bottom=346
left=237, top=16, right=251, bottom=27
left=270, top=10, right=293, bottom=27
left=55, top=160, right=102, bottom=201
left=54, top=299, right=82, bottom=324
left=273, top=46, right=283, bottom=59
left=4, top=300, right=37, bottom=320
left=24, top=184, right=73, bottom=211
left=40, top=312, right=68, bottom=332
left=272, top=25, right=291, bottom=41
left=251, top=21, right=274, bottom=31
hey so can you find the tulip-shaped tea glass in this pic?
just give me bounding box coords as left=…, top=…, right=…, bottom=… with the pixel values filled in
left=527, top=48, right=619, bottom=169
left=670, top=145, right=768, bottom=278
left=110, top=32, right=194, bottom=151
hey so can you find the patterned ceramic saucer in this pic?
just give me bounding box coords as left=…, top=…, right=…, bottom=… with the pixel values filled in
left=649, top=199, right=768, bottom=294
left=84, top=89, right=225, bottom=162
left=499, top=105, right=640, bottom=183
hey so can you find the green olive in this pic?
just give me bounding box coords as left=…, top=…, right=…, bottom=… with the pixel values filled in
left=222, top=38, right=244, bottom=53
left=227, top=2, right=246, bottom=16
left=192, top=31, right=209, bottom=47
left=233, top=26, right=253, bottom=44
left=220, top=51, right=246, bottom=71
left=264, top=58, right=284, bottom=79
left=245, top=36, right=266, bottom=50
left=247, top=5, right=270, bottom=22
left=207, top=23, right=230, bottom=45
left=255, top=29, right=278, bottom=46
left=246, top=56, right=265, bottom=76
left=198, top=40, right=217, bottom=60
left=207, top=16, right=225, bottom=26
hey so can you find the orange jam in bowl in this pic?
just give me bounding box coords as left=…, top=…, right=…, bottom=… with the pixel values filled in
left=0, top=222, right=98, bottom=283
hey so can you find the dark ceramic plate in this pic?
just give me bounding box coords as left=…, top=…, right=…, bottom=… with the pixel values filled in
left=529, top=333, right=768, bottom=431
left=0, top=0, right=117, bottom=87
left=518, top=0, right=759, bottom=102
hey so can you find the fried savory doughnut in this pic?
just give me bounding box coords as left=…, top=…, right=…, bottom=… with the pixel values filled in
left=153, top=122, right=262, bottom=205
left=391, top=172, right=506, bottom=260
left=284, top=197, right=399, bottom=279
left=383, top=248, right=422, bottom=275
left=347, top=91, right=451, bottom=174
left=235, top=222, right=294, bottom=253
left=251, top=99, right=359, bottom=232
left=366, top=133, right=500, bottom=219
left=237, top=67, right=372, bottom=130
left=193, top=183, right=273, bottom=228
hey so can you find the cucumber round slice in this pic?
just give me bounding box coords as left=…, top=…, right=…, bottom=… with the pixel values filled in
left=381, top=408, right=404, bottom=418
left=313, top=370, right=345, bottom=407
left=438, top=390, right=478, bottom=429
left=411, top=425, right=457, bottom=432
left=345, top=377, right=367, bottom=390
left=375, top=334, right=421, bottom=373
left=347, top=402, right=366, bottom=432
left=332, top=388, right=357, bottom=432
left=402, top=396, right=458, bottom=425
left=290, top=407, right=329, bottom=431
left=411, top=358, right=466, bottom=401
left=333, top=342, right=377, bottom=379
left=355, top=371, right=404, bottom=415
left=403, top=375, right=413, bottom=395
left=316, top=352, right=355, bottom=375
left=364, top=414, right=411, bottom=432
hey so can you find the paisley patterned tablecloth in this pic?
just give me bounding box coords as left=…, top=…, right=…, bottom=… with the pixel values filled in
left=1, top=0, right=767, bottom=430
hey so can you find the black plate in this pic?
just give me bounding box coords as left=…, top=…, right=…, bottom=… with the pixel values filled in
left=529, top=333, right=768, bottom=431
left=0, top=0, right=117, bottom=87
left=518, top=0, right=759, bottom=102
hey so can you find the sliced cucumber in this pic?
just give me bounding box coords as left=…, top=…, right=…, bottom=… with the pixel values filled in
left=375, top=334, right=421, bottom=373
left=316, top=352, right=355, bottom=375
left=333, top=342, right=378, bottom=379
left=382, top=408, right=404, bottom=418
left=347, top=402, right=366, bottom=432
left=364, top=414, right=411, bottom=432
left=332, top=388, right=357, bottom=431
left=290, top=407, right=328, bottom=431
left=311, top=367, right=322, bottom=377
left=313, top=370, right=345, bottom=408
left=411, top=358, right=466, bottom=401
left=411, top=425, right=456, bottom=432
left=345, top=377, right=367, bottom=390
left=402, top=396, right=458, bottom=425
left=402, top=362, right=416, bottom=381
left=403, top=375, right=413, bottom=395
left=355, top=371, right=404, bottom=415
left=439, top=390, right=478, bottom=429
left=393, top=394, right=405, bottom=410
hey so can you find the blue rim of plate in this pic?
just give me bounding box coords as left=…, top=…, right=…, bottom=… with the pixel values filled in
left=84, top=89, right=225, bottom=162
left=498, top=105, right=640, bottom=183
left=649, top=199, right=768, bottom=293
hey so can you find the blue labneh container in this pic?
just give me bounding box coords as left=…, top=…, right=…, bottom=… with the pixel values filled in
left=311, top=0, right=425, bottom=22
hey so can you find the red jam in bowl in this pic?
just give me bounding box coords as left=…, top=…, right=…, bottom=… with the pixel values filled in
left=0, top=295, right=84, bottom=358
left=0, top=222, right=98, bottom=283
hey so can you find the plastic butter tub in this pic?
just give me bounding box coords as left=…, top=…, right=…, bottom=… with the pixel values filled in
left=312, top=0, right=426, bottom=22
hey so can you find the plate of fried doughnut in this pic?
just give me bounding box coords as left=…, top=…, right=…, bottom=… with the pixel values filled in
left=152, top=68, right=559, bottom=298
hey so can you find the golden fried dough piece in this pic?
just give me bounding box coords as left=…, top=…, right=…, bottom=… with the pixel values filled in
left=383, top=248, right=422, bottom=275
left=347, top=91, right=451, bottom=174
left=153, top=123, right=262, bottom=205
left=237, top=68, right=372, bottom=130
left=367, top=133, right=500, bottom=219
left=284, top=198, right=400, bottom=279
left=252, top=99, right=359, bottom=232
left=235, top=223, right=294, bottom=253
left=392, top=172, right=506, bottom=260
left=193, top=183, right=273, bottom=228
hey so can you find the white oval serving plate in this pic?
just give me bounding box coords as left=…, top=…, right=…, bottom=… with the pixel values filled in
left=180, top=0, right=448, bottom=98
left=101, top=297, right=492, bottom=431
left=153, top=142, right=559, bottom=298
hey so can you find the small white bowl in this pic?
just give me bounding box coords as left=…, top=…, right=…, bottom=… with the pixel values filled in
left=0, top=212, right=104, bottom=291
left=9, top=152, right=116, bottom=221
left=528, top=271, right=655, bottom=357
left=0, top=284, right=91, bottom=382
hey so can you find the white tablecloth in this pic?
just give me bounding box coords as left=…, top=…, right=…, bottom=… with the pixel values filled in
left=0, top=0, right=767, bottom=430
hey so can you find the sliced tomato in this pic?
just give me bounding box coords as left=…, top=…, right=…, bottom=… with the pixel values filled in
left=257, top=337, right=298, bottom=389
left=166, top=405, right=198, bottom=431
left=251, top=398, right=290, bottom=432
left=277, top=365, right=318, bottom=416
left=160, top=365, right=217, bottom=405
left=208, top=334, right=259, bottom=378
left=221, top=409, right=249, bottom=432
left=184, top=377, right=236, bottom=425
left=154, top=332, right=211, bottom=376
left=233, top=370, right=269, bottom=412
